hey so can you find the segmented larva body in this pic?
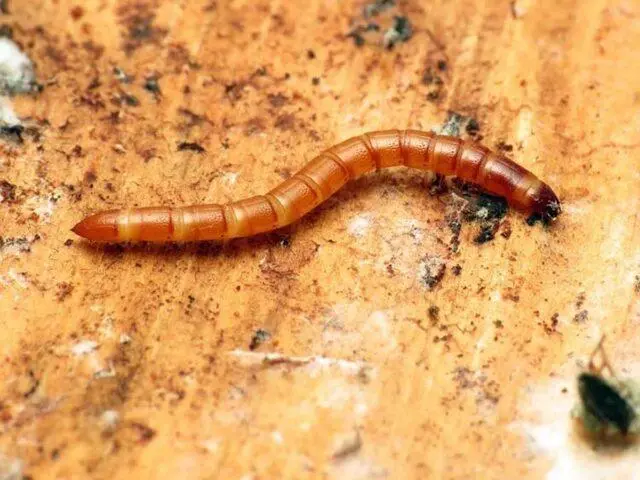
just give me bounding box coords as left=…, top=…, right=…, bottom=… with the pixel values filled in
left=72, top=130, right=561, bottom=242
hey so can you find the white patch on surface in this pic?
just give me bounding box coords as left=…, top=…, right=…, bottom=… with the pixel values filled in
left=98, top=316, right=115, bottom=339
left=561, top=201, right=592, bottom=216
left=23, top=189, right=62, bottom=224
left=201, top=438, right=220, bottom=453
left=100, top=410, right=120, bottom=431
left=0, top=97, right=20, bottom=125
left=0, top=451, right=23, bottom=480
left=395, top=218, right=425, bottom=244
left=348, top=213, right=373, bottom=237
left=0, top=237, right=35, bottom=258
left=93, top=363, right=116, bottom=379
left=119, top=333, right=132, bottom=344
left=516, top=106, right=534, bottom=145
left=271, top=431, right=284, bottom=444
left=363, top=310, right=397, bottom=351
left=0, top=269, right=29, bottom=297
left=71, top=340, right=98, bottom=356
left=0, top=37, right=37, bottom=94
left=0, top=269, right=29, bottom=301
left=6, top=269, right=28, bottom=289
left=228, top=349, right=372, bottom=377
left=222, top=172, right=239, bottom=185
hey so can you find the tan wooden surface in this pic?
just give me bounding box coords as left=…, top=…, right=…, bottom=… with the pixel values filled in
left=1, top=0, right=639, bottom=478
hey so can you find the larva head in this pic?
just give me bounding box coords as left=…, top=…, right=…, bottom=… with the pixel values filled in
left=530, top=182, right=561, bottom=224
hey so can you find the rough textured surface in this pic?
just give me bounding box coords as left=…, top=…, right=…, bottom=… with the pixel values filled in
left=0, top=0, right=639, bottom=478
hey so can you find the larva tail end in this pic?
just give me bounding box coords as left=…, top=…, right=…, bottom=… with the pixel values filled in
left=531, top=183, right=561, bottom=225
left=71, top=211, right=120, bottom=241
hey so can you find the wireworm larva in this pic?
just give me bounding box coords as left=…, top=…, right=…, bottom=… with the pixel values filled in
left=72, top=130, right=561, bottom=242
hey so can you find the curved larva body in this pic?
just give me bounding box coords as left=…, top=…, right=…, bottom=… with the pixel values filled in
left=72, top=130, right=561, bottom=242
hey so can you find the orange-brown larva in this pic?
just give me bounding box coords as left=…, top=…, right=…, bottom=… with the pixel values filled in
left=72, top=130, right=561, bottom=243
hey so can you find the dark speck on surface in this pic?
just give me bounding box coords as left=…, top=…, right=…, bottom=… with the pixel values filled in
left=249, top=329, right=271, bottom=350
left=177, top=142, right=205, bottom=153
left=383, top=16, right=412, bottom=49
left=143, top=76, right=161, bottom=96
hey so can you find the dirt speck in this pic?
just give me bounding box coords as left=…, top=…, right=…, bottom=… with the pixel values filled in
left=117, top=3, right=168, bottom=55
left=419, top=255, right=446, bottom=290
left=541, top=313, right=560, bottom=335
left=0, top=179, right=17, bottom=203
left=274, top=113, right=296, bottom=131
left=128, top=421, right=156, bottom=444
left=268, top=93, right=288, bottom=108
left=439, top=111, right=480, bottom=138
left=573, top=310, right=588, bottom=324
left=500, top=221, right=512, bottom=239
left=70, top=6, right=84, bottom=20
left=244, top=117, right=265, bottom=136
left=143, top=75, right=161, bottom=96
left=249, top=329, right=271, bottom=351
left=56, top=282, right=74, bottom=302
left=382, top=16, right=412, bottom=49
left=428, top=305, right=440, bottom=324
left=177, top=142, right=205, bottom=153
left=332, top=428, right=362, bottom=461
left=575, top=292, right=586, bottom=308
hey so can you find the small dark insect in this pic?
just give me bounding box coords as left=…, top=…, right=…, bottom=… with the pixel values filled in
left=578, top=373, right=635, bottom=435
left=574, top=336, right=640, bottom=438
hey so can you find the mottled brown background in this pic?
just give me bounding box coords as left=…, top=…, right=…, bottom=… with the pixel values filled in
left=1, top=0, right=639, bottom=478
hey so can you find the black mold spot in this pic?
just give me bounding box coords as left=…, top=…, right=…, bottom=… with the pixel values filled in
left=383, top=16, right=412, bottom=49
left=143, top=75, right=161, bottom=96
left=440, top=111, right=480, bottom=138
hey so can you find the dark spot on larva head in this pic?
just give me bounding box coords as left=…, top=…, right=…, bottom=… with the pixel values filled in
left=530, top=183, right=561, bottom=225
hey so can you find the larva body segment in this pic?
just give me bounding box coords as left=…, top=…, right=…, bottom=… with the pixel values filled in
left=72, top=130, right=561, bottom=242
